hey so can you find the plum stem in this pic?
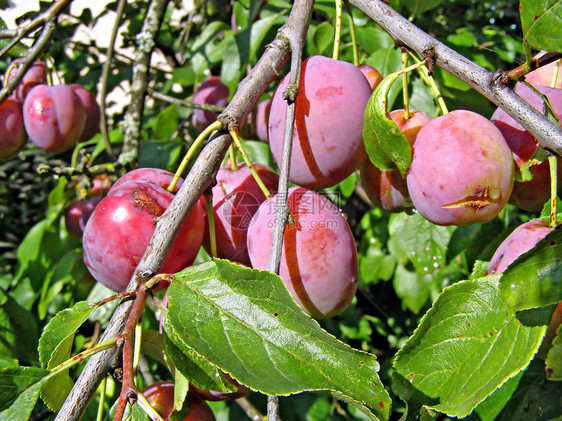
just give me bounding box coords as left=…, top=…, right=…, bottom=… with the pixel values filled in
left=135, top=389, right=166, bottom=421
left=230, top=128, right=273, bottom=200
left=401, top=49, right=410, bottom=119
left=550, top=60, right=561, bottom=88
left=229, top=144, right=239, bottom=170
left=168, top=120, right=223, bottom=193
left=408, top=52, right=448, bottom=115
left=549, top=155, right=558, bottom=228
left=344, top=1, right=359, bottom=66
left=95, top=378, right=107, bottom=421
left=332, top=0, right=343, bottom=61
left=205, top=191, right=218, bottom=258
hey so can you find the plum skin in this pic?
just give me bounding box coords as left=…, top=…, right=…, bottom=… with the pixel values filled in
left=247, top=187, right=358, bottom=318
left=203, top=162, right=279, bottom=265
left=192, top=76, right=229, bottom=131
left=487, top=220, right=554, bottom=274
left=82, top=180, right=205, bottom=292
left=70, top=84, right=101, bottom=141
left=5, top=59, right=47, bottom=102
left=23, top=84, right=86, bottom=153
left=0, top=97, right=27, bottom=161
left=142, top=381, right=216, bottom=420
left=406, top=110, right=514, bottom=226
left=267, top=55, right=372, bottom=189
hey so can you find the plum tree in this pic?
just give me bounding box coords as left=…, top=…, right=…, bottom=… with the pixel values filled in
left=22, top=84, right=86, bottom=153
left=0, top=97, right=27, bottom=161
left=82, top=177, right=205, bottom=291
left=491, top=83, right=562, bottom=211
left=192, top=76, right=229, bottom=131
left=407, top=110, right=515, bottom=225
left=360, top=109, right=430, bottom=212
left=203, top=162, right=279, bottom=265
left=267, top=55, right=372, bottom=189
left=247, top=187, right=358, bottom=318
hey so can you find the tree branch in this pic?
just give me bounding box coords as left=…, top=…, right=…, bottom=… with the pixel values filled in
left=349, top=0, right=562, bottom=157
left=117, top=0, right=170, bottom=168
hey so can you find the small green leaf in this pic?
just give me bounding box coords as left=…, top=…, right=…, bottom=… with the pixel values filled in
left=546, top=324, right=562, bottom=380
left=393, top=276, right=548, bottom=418
left=520, top=0, right=562, bottom=52
left=38, top=301, right=98, bottom=369
left=0, top=367, right=49, bottom=411
left=164, top=260, right=390, bottom=420
left=499, top=227, right=562, bottom=311
left=363, top=72, right=412, bottom=175
left=152, top=105, right=179, bottom=142
left=403, top=0, right=445, bottom=19
left=138, top=142, right=183, bottom=172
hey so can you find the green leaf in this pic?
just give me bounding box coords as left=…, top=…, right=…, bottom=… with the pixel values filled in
left=520, top=0, right=562, bottom=52
left=0, top=367, right=49, bottom=412
left=152, top=104, right=179, bottom=142
left=310, top=21, right=334, bottom=56
left=363, top=72, right=412, bottom=175
left=499, top=227, right=562, bottom=311
left=164, top=323, right=235, bottom=393
left=392, top=264, right=434, bottom=314
left=138, top=142, right=183, bottom=172
left=546, top=324, right=562, bottom=380
left=403, top=0, right=445, bottom=19
left=388, top=212, right=451, bottom=275
left=0, top=289, right=39, bottom=365
left=164, top=260, right=390, bottom=420
left=495, top=358, right=562, bottom=420
left=38, top=301, right=98, bottom=368
left=474, top=371, right=523, bottom=421
left=393, top=276, right=548, bottom=418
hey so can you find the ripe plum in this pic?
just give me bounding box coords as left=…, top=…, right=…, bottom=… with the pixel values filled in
left=525, top=53, right=562, bottom=89
left=70, top=84, right=101, bottom=141
left=142, top=381, right=216, bottom=420
left=407, top=110, right=514, bottom=226
left=247, top=187, right=358, bottom=318
left=487, top=220, right=554, bottom=274
left=5, top=59, right=47, bottom=102
left=491, top=83, right=562, bottom=211
left=0, top=97, right=27, bottom=161
left=82, top=180, right=205, bottom=292
left=190, top=373, right=251, bottom=401
left=65, top=197, right=102, bottom=238
left=252, top=98, right=272, bottom=142
left=110, top=167, right=183, bottom=193
left=358, top=64, right=383, bottom=90
left=23, top=84, right=86, bottom=153
left=203, top=162, right=279, bottom=265
left=268, top=55, right=372, bottom=189
left=192, top=76, right=229, bottom=131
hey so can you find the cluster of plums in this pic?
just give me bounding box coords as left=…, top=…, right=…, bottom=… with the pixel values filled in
left=0, top=58, right=101, bottom=161
left=67, top=54, right=561, bottom=420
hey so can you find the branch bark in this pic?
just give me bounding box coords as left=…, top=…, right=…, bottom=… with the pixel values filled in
left=349, top=0, right=562, bottom=157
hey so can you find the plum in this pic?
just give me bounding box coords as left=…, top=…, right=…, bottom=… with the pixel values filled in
left=487, top=219, right=554, bottom=274
left=65, top=197, right=102, bottom=238
left=23, top=84, right=86, bottom=154
left=360, top=109, right=431, bottom=212
left=251, top=97, right=272, bottom=142
left=407, top=110, right=514, bottom=226
left=525, top=53, right=562, bottom=89
left=110, top=167, right=183, bottom=193
left=70, top=84, right=101, bottom=141
left=247, top=187, right=358, bottom=318
left=203, top=162, right=279, bottom=265
left=82, top=179, right=205, bottom=292
left=491, top=83, right=562, bottom=212
left=4, top=59, right=47, bottom=102
left=267, top=55, right=372, bottom=189
left=192, top=76, right=229, bottom=131
left=142, top=381, right=216, bottom=420
left=0, top=97, right=27, bottom=161
left=358, top=64, right=383, bottom=90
